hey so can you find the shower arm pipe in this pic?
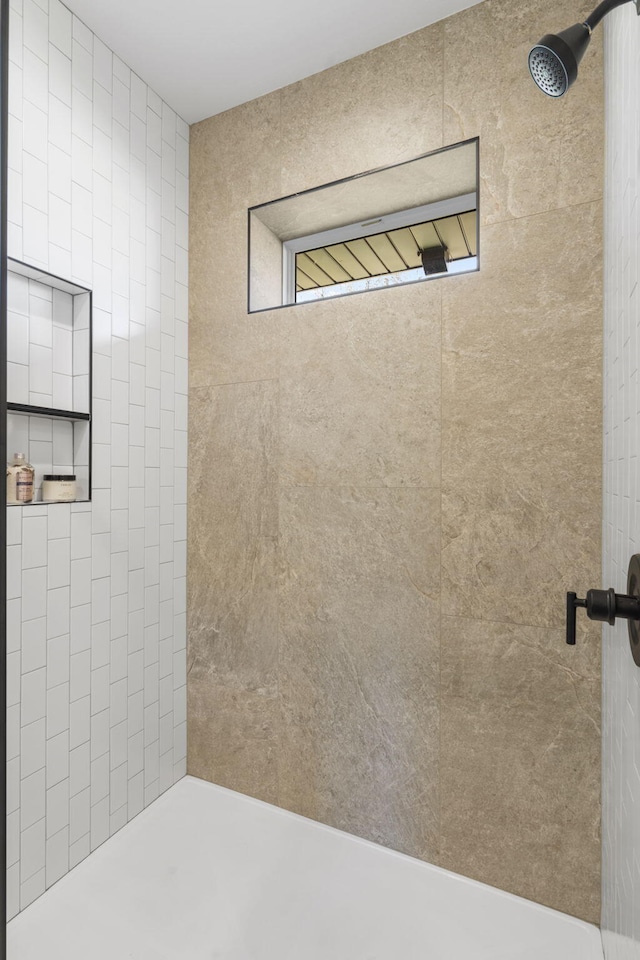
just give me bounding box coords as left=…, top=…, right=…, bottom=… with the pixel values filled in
left=584, top=0, right=639, bottom=32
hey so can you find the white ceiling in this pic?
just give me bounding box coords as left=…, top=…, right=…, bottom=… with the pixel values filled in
left=63, top=0, right=484, bottom=125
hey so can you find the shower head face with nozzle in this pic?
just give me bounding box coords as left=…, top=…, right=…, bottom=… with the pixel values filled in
left=529, top=41, right=570, bottom=96
left=528, top=23, right=591, bottom=97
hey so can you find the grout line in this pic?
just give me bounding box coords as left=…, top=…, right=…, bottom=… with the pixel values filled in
left=275, top=483, right=442, bottom=491
left=440, top=611, right=571, bottom=632
left=483, top=196, right=603, bottom=230
left=191, top=376, right=278, bottom=390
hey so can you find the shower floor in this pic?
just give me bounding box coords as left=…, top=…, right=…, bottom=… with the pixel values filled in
left=8, top=775, right=603, bottom=960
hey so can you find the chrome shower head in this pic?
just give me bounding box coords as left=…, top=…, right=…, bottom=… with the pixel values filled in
left=529, top=0, right=638, bottom=97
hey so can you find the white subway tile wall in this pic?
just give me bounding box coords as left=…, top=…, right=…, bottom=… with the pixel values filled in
left=5, top=0, right=189, bottom=918
left=603, top=8, right=640, bottom=959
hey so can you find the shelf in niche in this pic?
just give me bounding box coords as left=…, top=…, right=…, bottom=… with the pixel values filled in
left=7, top=403, right=91, bottom=422
left=7, top=257, right=92, bottom=295
left=7, top=499, right=91, bottom=508
left=6, top=258, right=93, bottom=503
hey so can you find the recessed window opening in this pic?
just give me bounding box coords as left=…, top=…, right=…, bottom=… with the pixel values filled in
left=248, top=138, right=479, bottom=313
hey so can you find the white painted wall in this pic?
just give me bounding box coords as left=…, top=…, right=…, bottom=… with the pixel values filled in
left=603, top=6, right=640, bottom=958
left=5, top=0, right=189, bottom=918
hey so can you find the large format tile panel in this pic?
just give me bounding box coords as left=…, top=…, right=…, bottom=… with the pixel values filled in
left=278, top=284, right=442, bottom=488
left=441, top=202, right=602, bottom=629
left=443, top=0, right=603, bottom=224
left=279, top=26, right=445, bottom=197
left=187, top=379, right=279, bottom=802
left=277, top=485, right=440, bottom=861
left=188, top=93, right=282, bottom=388
left=439, top=616, right=600, bottom=922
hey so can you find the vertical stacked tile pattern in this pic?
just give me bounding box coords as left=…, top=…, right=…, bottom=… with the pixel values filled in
left=603, top=7, right=640, bottom=958
left=5, top=0, right=189, bottom=918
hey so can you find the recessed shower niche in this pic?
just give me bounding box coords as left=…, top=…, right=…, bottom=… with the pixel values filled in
left=248, top=137, right=479, bottom=312
left=6, top=259, right=92, bottom=504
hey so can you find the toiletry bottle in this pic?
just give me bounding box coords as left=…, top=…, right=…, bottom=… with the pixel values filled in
left=6, top=452, right=35, bottom=504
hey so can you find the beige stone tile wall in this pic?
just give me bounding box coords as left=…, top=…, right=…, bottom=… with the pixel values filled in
left=188, top=0, right=603, bottom=923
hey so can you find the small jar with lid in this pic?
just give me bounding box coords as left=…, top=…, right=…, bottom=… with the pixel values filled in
left=42, top=474, right=77, bottom=503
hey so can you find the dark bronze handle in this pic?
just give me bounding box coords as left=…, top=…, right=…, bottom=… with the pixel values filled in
left=566, top=586, right=640, bottom=644
left=567, top=556, right=640, bottom=668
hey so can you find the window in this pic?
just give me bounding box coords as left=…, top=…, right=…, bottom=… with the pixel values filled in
left=289, top=197, right=477, bottom=304
left=248, top=138, right=479, bottom=313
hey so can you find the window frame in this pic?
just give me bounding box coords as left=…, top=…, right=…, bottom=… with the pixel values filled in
left=282, top=191, right=477, bottom=306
